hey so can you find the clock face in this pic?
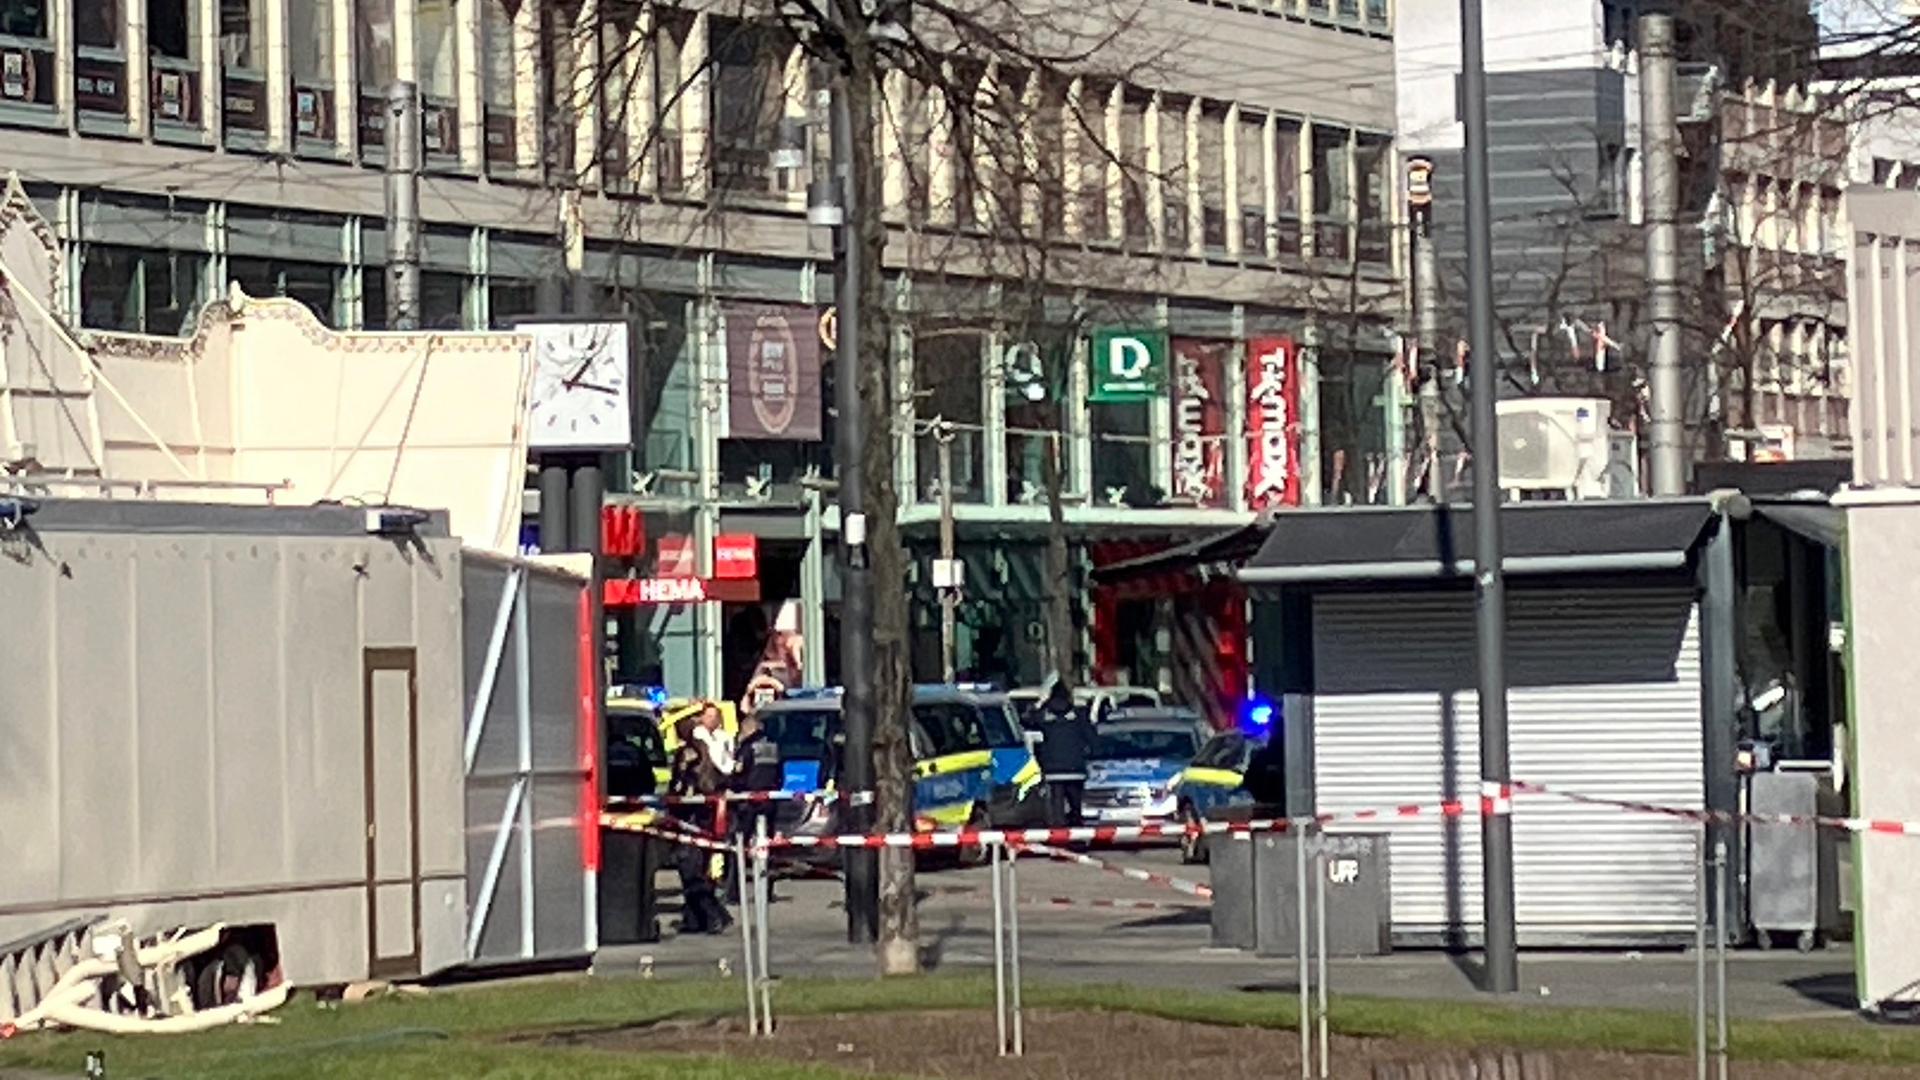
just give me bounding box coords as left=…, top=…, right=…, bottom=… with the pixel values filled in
left=523, top=322, right=633, bottom=450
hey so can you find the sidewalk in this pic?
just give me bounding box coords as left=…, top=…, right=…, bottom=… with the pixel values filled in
left=598, top=851, right=1857, bottom=1022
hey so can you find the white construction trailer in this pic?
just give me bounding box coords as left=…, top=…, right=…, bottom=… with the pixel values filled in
left=0, top=499, right=596, bottom=1023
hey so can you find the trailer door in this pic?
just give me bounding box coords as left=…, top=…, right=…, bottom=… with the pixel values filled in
left=365, top=647, right=423, bottom=978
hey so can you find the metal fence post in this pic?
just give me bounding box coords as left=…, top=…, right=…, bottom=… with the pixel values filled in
left=1695, top=823, right=1708, bottom=1080
left=1714, top=839, right=1729, bottom=1080
left=1296, top=821, right=1310, bottom=1079
left=992, top=841, right=1008, bottom=1056
left=1314, top=829, right=1329, bottom=1079
left=735, top=836, right=759, bottom=1036
left=755, top=816, right=773, bottom=1031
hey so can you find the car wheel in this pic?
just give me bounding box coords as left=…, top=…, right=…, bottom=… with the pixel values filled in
left=1179, top=803, right=1208, bottom=865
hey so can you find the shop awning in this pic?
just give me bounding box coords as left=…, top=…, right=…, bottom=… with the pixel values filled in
left=1752, top=500, right=1845, bottom=549
left=1239, top=499, right=1719, bottom=586
left=1088, top=522, right=1269, bottom=586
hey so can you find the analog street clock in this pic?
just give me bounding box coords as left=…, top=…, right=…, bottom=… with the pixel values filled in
left=523, top=322, right=633, bottom=451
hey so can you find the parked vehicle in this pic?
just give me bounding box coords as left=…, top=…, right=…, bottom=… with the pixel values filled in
left=1081, top=710, right=1213, bottom=828
left=1170, top=729, right=1269, bottom=864
left=1009, top=685, right=1164, bottom=727
left=752, top=685, right=1049, bottom=860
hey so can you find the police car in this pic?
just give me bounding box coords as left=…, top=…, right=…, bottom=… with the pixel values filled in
left=1081, top=709, right=1213, bottom=827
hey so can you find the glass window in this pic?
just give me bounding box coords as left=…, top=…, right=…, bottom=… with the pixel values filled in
left=652, top=11, right=689, bottom=192
left=416, top=0, right=456, bottom=99
left=1318, top=349, right=1388, bottom=505
left=760, top=708, right=839, bottom=760
left=914, top=329, right=985, bottom=504
left=1118, top=91, right=1149, bottom=246
left=1035, top=81, right=1066, bottom=241
left=1091, top=398, right=1152, bottom=505
left=598, top=1, right=640, bottom=182
left=220, top=0, right=266, bottom=69
left=355, top=0, right=394, bottom=90
left=1193, top=732, right=1248, bottom=770
left=75, top=0, right=121, bottom=48
left=1236, top=114, right=1265, bottom=257
left=1004, top=336, right=1073, bottom=505
left=1161, top=99, right=1189, bottom=251
left=79, top=245, right=205, bottom=335
left=229, top=257, right=341, bottom=327
left=1091, top=726, right=1199, bottom=761
left=482, top=0, right=515, bottom=108
left=488, top=279, right=539, bottom=327
left=1077, top=83, right=1110, bottom=241
left=1311, top=124, right=1351, bottom=260
left=1357, top=134, right=1391, bottom=264
left=634, top=293, right=696, bottom=474
left=710, top=16, right=785, bottom=199
left=290, top=0, right=333, bottom=83
left=897, top=78, right=933, bottom=221
left=1274, top=119, right=1301, bottom=255
left=1197, top=104, right=1227, bottom=253
left=911, top=703, right=989, bottom=757
left=0, top=0, right=48, bottom=37
left=149, top=0, right=195, bottom=60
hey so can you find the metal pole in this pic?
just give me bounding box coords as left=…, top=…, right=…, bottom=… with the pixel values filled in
left=1714, top=839, right=1729, bottom=1080
left=1296, top=824, right=1310, bottom=1079
left=991, top=842, right=1008, bottom=1056
left=1460, top=0, right=1519, bottom=995
left=938, top=422, right=957, bottom=683
left=1641, top=7, right=1687, bottom=495
left=571, top=461, right=607, bottom=740
left=1415, top=217, right=1446, bottom=502
left=736, top=836, right=759, bottom=1036
left=1008, top=845, right=1024, bottom=1057
left=1314, top=833, right=1329, bottom=1080
left=1695, top=824, right=1708, bottom=1080
left=831, top=65, right=879, bottom=948
left=383, top=81, right=421, bottom=331
left=755, top=816, right=773, bottom=1029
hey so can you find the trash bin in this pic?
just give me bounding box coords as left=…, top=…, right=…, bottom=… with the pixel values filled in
left=598, top=827, right=661, bottom=945
left=1209, top=820, right=1391, bottom=957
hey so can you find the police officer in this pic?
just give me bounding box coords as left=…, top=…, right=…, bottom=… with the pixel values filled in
left=1031, top=676, right=1094, bottom=827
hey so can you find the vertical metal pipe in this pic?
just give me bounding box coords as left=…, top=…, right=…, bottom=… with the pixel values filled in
left=383, top=81, right=421, bottom=331
left=1296, top=824, right=1310, bottom=1078
left=1641, top=9, right=1687, bottom=495
left=514, top=578, right=536, bottom=959
left=736, top=836, right=759, bottom=1036
left=1696, top=824, right=1709, bottom=1080
left=1415, top=216, right=1445, bottom=502
left=1009, top=846, right=1024, bottom=1057
left=992, top=842, right=1008, bottom=1056
left=831, top=68, right=879, bottom=947
left=1714, top=840, right=1729, bottom=1080
left=755, top=816, right=773, bottom=1029
left=538, top=464, right=571, bottom=553
left=938, top=424, right=957, bottom=682
left=1459, top=0, right=1518, bottom=995
left=1315, top=834, right=1329, bottom=1079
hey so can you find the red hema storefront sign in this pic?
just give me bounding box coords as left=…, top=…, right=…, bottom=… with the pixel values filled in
left=713, top=534, right=759, bottom=580
left=1246, top=336, right=1302, bottom=509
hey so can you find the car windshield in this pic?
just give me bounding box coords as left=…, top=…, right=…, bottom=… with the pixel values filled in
left=1091, top=726, right=1200, bottom=761
left=608, top=711, right=669, bottom=767
left=979, top=702, right=1025, bottom=749
left=1193, top=732, right=1252, bottom=770
left=759, top=708, right=838, bottom=760
left=912, top=702, right=991, bottom=757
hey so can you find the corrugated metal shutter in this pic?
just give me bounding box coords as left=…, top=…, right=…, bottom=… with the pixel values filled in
left=1312, top=587, right=1703, bottom=945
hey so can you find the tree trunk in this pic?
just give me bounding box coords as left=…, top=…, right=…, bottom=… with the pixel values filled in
left=1041, top=432, right=1074, bottom=681
left=846, top=43, right=920, bottom=976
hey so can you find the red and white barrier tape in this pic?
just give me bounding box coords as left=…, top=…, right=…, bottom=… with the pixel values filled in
left=610, top=789, right=875, bottom=809
left=600, top=811, right=739, bottom=852
left=1513, top=779, right=1920, bottom=837
left=1013, top=840, right=1214, bottom=900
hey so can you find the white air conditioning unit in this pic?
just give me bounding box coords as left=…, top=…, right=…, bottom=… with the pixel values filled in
left=1496, top=397, right=1615, bottom=499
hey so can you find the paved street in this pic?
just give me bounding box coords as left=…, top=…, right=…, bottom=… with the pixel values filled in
left=601, top=842, right=1856, bottom=1022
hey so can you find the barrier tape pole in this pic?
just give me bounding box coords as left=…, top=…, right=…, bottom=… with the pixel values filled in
left=1695, top=822, right=1708, bottom=1080
left=1296, top=820, right=1310, bottom=1080
left=755, top=815, right=773, bottom=1031
left=735, top=834, right=759, bottom=1036
left=1314, top=828, right=1329, bottom=1080
left=991, top=840, right=1008, bottom=1056
left=1714, top=839, right=1729, bottom=1080
left=1009, top=841, right=1024, bottom=1057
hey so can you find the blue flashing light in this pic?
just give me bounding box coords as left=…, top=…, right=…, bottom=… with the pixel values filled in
left=781, top=686, right=844, bottom=700
left=1243, top=698, right=1278, bottom=732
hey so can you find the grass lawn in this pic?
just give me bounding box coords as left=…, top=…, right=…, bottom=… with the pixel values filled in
left=5, top=974, right=1920, bottom=1079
